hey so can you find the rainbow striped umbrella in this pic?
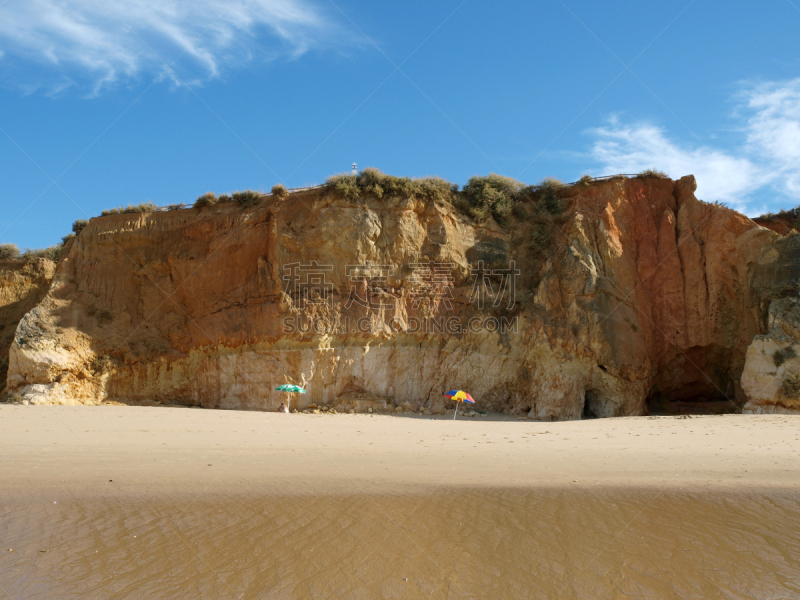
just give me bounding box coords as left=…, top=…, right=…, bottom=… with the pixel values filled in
left=444, top=390, right=475, bottom=420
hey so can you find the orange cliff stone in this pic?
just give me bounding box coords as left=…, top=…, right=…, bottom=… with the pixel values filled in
left=3, top=176, right=798, bottom=418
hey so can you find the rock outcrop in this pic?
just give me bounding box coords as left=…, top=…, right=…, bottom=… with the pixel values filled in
left=0, top=258, right=56, bottom=391
left=3, top=175, right=799, bottom=417
left=741, top=233, right=800, bottom=413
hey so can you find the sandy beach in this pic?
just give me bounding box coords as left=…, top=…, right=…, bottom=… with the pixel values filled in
left=2, top=407, right=800, bottom=599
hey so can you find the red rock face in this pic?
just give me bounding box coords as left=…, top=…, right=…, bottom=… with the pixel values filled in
left=3, top=177, right=790, bottom=417
left=753, top=212, right=798, bottom=236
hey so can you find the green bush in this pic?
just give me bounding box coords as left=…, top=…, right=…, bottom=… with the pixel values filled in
left=510, top=177, right=568, bottom=256
left=360, top=168, right=410, bottom=199
left=413, top=176, right=452, bottom=203
left=72, top=219, right=89, bottom=234
left=232, top=190, right=262, bottom=208
left=0, top=243, right=21, bottom=260
left=323, top=168, right=454, bottom=203
left=461, top=174, right=525, bottom=224
left=577, top=174, right=593, bottom=187
left=101, top=208, right=121, bottom=216
left=636, top=169, right=669, bottom=179
left=271, top=184, right=289, bottom=199
left=61, top=233, right=76, bottom=245
left=774, top=346, right=797, bottom=367
left=324, top=173, right=359, bottom=199
left=195, top=192, right=217, bottom=208
left=532, top=177, right=567, bottom=213
left=218, top=194, right=232, bottom=203
left=783, top=371, right=800, bottom=398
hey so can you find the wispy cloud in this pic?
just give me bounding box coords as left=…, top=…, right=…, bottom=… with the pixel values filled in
left=587, top=118, right=763, bottom=209
left=586, top=79, right=800, bottom=215
left=0, top=0, right=342, bottom=92
left=742, top=78, right=800, bottom=197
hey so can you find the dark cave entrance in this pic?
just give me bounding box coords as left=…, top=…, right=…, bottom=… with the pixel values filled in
left=646, top=387, right=740, bottom=415
left=582, top=390, right=601, bottom=419
left=645, top=345, right=744, bottom=415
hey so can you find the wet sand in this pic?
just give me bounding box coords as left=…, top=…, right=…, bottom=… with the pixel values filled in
left=1, top=407, right=799, bottom=598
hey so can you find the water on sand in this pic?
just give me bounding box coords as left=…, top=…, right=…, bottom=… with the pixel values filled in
left=2, top=488, right=799, bottom=599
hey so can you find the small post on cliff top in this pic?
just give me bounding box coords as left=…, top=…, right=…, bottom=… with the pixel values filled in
left=351, top=163, right=357, bottom=175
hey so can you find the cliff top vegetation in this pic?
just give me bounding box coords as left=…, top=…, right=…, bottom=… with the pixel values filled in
left=0, top=169, right=675, bottom=261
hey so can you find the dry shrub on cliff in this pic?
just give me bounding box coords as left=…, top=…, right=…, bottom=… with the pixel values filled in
left=195, top=192, right=218, bottom=208
left=232, top=190, right=262, bottom=208
left=324, top=168, right=453, bottom=203
left=0, top=243, right=21, bottom=260
left=125, top=202, right=158, bottom=213
left=101, top=202, right=159, bottom=216
left=756, top=205, right=800, bottom=233
left=774, top=346, right=797, bottom=367
left=271, top=184, right=289, bottom=199
left=636, top=169, right=669, bottom=179
left=577, top=174, right=593, bottom=187
left=782, top=371, right=800, bottom=398
left=72, top=219, right=88, bottom=234
left=23, top=246, right=61, bottom=262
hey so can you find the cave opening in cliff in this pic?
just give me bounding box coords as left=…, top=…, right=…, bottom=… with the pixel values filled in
left=646, top=388, right=739, bottom=415
left=582, top=390, right=600, bottom=419
left=645, top=345, right=743, bottom=415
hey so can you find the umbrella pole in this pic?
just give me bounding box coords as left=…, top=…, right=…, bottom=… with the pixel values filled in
left=453, top=402, right=458, bottom=421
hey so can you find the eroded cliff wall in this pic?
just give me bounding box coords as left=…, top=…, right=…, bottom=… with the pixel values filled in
left=0, top=258, right=56, bottom=391
left=3, top=176, right=792, bottom=418
left=741, top=233, right=800, bottom=413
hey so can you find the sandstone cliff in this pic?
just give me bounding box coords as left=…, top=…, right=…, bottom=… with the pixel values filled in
left=0, top=258, right=56, bottom=391
left=741, top=233, right=800, bottom=413
left=3, top=175, right=798, bottom=418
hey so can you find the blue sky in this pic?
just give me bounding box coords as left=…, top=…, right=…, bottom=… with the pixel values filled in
left=1, top=0, right=799, bottom=249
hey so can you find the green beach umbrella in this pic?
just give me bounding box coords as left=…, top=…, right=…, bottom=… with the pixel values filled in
left=276, top=384, right=307, bottom=394
left=276, top=384, right=306, bottom=410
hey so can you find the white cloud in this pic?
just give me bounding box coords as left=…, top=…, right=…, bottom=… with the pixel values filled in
left=586, top=79, right=800, bottom=215
left=588, top=119, right=763, bottom=209
left=742, top=79, right=800, bottom=197
left=0, top=0, right=340, bottom=91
